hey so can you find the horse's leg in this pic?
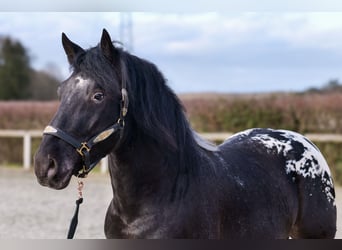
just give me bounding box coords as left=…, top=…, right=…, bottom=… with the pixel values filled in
left=104, top=199, right=126, bottom=238
left=290, top=178, right=336, bottom=239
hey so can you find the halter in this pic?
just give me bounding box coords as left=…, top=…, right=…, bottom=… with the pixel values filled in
left=43, top=86, right=128, bottom=178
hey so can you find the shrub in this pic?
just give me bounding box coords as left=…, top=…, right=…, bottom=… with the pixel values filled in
left=2, top=93, right=342, bottom=185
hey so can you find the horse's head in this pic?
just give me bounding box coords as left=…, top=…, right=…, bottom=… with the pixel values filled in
left=34, top=29, right=127, bottom=189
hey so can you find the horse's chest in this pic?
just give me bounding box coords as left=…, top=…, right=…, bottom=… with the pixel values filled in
left=105, top=211, right=173, bottom=238
left=104, top=201, right=217, bottom=238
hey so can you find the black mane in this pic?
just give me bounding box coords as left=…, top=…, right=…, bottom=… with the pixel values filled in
left=122, top=52, right=204, bottom=198
left=120, top=52, right=203, bottom=197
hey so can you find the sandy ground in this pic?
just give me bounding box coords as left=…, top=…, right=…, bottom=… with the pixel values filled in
left=0, top=167, right=341, bottom=239
left=0, top=167, right=112, bottom=239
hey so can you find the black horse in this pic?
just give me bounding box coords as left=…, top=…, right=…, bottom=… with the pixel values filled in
left=34, top=29, right=336, bottom=239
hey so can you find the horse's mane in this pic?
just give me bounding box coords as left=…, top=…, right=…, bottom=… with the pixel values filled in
left=121, top=52, right=202, bottom=187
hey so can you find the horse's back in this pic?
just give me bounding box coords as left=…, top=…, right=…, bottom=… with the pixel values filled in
left=218, top=128, right=336, bottom=238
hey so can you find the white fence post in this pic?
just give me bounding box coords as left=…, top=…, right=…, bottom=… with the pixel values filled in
left=100, top=156, right=109, bottom=174
left=23, top=132, right=31, bottom=170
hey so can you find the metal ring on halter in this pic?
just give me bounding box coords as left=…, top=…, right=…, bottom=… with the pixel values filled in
left=76, top=142, right=90, bottom=157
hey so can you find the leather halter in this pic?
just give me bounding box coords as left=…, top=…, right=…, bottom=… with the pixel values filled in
left=43, top=87, right=128, bottom=178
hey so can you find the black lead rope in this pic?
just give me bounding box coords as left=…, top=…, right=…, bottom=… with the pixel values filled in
left=67, top=180, right=84, bottom=239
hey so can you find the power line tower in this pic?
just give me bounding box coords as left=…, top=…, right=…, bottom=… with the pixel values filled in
left=119, top=13, right=133, bottom=52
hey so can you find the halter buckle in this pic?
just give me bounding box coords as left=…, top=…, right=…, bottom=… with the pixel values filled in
left=76, top=142, right=90, bottom=157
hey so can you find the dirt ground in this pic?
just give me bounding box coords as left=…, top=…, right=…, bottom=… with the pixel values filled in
left=0, top=167, right=341, bottom=239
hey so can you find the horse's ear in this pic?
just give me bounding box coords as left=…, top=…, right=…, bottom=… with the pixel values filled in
left=100, top=29, right=119, bottom=65
left=61, top=33, right=84, bottom=65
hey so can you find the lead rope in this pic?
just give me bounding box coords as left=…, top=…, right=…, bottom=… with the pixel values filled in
left=67, top=180, right=84, bottom=239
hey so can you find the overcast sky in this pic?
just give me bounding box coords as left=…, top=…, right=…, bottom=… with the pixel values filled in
left=1, top=12, right=342, bottom=93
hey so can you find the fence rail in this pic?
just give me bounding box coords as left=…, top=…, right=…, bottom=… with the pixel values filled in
left=1, top=129, right=342, bottom=172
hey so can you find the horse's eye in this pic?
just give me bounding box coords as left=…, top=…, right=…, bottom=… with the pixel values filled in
left=92, top=92, right=104, bottom=103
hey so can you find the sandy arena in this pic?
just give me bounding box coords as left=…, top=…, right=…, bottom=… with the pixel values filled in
left=0, top=167, right=341, bottom=239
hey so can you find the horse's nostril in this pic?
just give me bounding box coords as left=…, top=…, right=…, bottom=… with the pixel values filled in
left=47, top=156, right=58, bottom=180
left=48, top=158, right=54, bottom=168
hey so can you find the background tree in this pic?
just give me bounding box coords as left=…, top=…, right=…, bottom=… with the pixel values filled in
left=30, top=69, right=59, bottom=100
left=0, top=36, right=32, bottom=100
left=0, top=35, right=60, bottom=100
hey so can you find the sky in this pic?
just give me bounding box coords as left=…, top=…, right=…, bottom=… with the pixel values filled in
left=1, top=12, right=342, bottom=93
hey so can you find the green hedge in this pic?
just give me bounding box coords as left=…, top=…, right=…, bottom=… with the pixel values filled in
left=1, top=93, right=342, bottom=184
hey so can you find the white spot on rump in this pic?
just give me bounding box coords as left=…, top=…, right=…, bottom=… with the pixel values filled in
left=252, top=129, right=331, bottom=177
left=248, top=129, right=335, bottom=204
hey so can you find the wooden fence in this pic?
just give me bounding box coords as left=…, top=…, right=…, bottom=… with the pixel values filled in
left=1, top=129, right=342, bottom=173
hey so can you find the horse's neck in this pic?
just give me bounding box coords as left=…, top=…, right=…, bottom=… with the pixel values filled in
left=107, top=137, right=180, bottom=212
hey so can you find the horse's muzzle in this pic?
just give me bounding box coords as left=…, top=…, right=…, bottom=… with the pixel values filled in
left=34, top=146, right=74, bottom=190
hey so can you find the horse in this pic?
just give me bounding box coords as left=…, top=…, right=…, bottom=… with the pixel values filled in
left=34, top=29, right=337, bottom=239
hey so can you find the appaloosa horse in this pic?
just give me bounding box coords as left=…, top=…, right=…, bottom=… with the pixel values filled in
left=34, top=29, right=337, bottom=238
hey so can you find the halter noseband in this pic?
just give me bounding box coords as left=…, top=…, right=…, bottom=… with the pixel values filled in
left=43, top=87, right=128, bottom=178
